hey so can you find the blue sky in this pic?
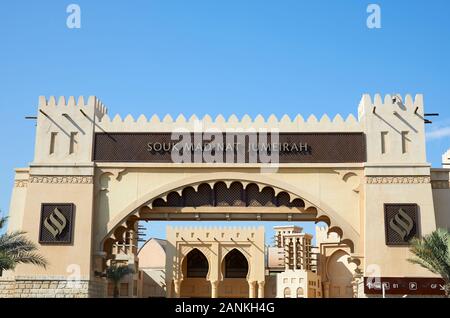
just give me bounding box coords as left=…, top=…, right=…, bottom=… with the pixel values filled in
left=1, top=1, right=449, bottom=242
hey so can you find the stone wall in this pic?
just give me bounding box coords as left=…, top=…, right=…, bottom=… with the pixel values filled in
left=0, top=278, right=107, bottom=298
left=0, top=280, right=16, bottom=298
left=88, top=279, right=107, bottom=298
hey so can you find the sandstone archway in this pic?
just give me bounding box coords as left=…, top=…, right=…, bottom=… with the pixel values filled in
left=326, top=249, right=355, bottom=298
left=100, top=174, right=360, bottom=258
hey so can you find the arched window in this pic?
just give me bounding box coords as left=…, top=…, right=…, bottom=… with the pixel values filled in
left=296, top=287, right=304, bottom=298
left=186, top=249, right=209, bottom=278
left=224, top=249, right=249, bottom=278
left=284, top=287, right=291, bottom=298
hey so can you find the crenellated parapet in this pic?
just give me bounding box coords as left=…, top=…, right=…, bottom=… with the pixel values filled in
left=33, top=96, right=109, bottom=167
left=167, top=226, right=264, bottom=240
left=358, top=94, right=428, bottom=166
left=358, top=94, right=424, bottom=120
left=38, top=95, right=108, bottom=120
left=30, top=93, right=429, bottom=170
left=98, top=113, right=361, bottom=132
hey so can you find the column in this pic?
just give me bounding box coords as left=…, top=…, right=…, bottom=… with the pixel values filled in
left=128, top=276, right=134, bottom=298
left=209, top=241, right=220, bottom=297
left=257, top=281, right=265, bottom=298
left=174, top=279, right=181, bottom=298
left=166, top=279, right=172, bottom=298
left=211, top=281, right=219, bottom=298
left=248, top=281, right=257, bottom=298
left=323, top=281, right=330, bottom=299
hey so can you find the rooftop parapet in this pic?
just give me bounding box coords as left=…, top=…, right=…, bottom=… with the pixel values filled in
left=34, top=94, right=424, bottom=133
left=38, top=95, right=108, bottom=120
left=358, top=93, right=424, bottom=120
left=31, top=93, right=429, bottom=167
left=97, top=113, right=361, bottom=132
left=357, top=93, right=428, bottom=165
left=33, top=96, right=108, bottom=166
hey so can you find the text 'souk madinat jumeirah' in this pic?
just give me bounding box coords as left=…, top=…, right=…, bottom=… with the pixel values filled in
left=1, top=94, right=450, bottom=298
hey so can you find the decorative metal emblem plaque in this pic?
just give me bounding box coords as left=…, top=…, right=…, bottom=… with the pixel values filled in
left=384, top=204, right=419, bottom=246
left=39, top=203, right=75, bottom=245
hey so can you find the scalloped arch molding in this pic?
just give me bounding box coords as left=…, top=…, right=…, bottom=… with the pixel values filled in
left=101, top=172, right=360, bottom=253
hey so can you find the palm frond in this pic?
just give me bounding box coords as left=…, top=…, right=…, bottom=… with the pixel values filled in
left=408, top=228, right=450, bottom=291
left=0, top=227, right=48, bottom=270
left=0, top=252, right=15, bottom=271
left=9, top=251, right=47, bottom=268
left=0, top=231, right=37, bottom=253
left=0, top=217, right=7, bottom=230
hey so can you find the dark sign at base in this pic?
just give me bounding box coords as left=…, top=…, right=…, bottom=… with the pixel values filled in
left=364, top=277, right=446, bottom=295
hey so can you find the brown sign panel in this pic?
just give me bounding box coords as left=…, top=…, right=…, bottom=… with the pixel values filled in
left=364, top=277, right=446, bottom=295
left=39, top=203, right=75, bottom=245
left=93, top=132, right=366, bottom=163
left=384, top=204, right=420, bottom=246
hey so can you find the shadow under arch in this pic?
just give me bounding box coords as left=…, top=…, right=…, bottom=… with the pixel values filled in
left=221, top=248, right=250, bottom=280
left=179, top=248, right=211, bottom=298
left=99, top=172, right=360, bottom=254
left=178, top=246, right=212, bottom=282
left=220, top=248, right=250, bottom=298
left=182, top=248, right=209, bottom=279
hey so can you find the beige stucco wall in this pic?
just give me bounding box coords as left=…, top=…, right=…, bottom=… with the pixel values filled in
left=6, top=169, right=29, bottom=233
left=267, top=246, right=284, bottom=269
left=4, top=94, right=450, bottom=298
left=138, top=239, right=166, bottom=268
left=364, top=182, right=436, bottom=277
left=359, top=94, right=437, bottom=278
left=326, top=250, right=355, bottom=298
left=276, top=270, right=321, bottom=298
left=433, top=189, right=450, bottom=230
left=139, top=269, right=166, bottom=298
left=431, top=169, right=450, bottom=230
left=315, top=226, right=358, bottom=298
left=14, top=181, right=95, bottom=278
left=137, top=238, right=166, bottom=298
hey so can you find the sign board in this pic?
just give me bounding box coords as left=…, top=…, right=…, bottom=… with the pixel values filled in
left=93, top=132, right=366, bottom=164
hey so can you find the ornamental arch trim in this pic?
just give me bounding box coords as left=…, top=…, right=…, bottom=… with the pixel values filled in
left=100, top=172, right=360, bottom=254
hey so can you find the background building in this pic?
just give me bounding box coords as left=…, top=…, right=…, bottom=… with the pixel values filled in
left=133, top=224, right=355, bottom=298
left=165, top=226, right=265, bottom=298
left=137, top=238, right=166, bottom=298
left=268, top=226, right=321, bottom=298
